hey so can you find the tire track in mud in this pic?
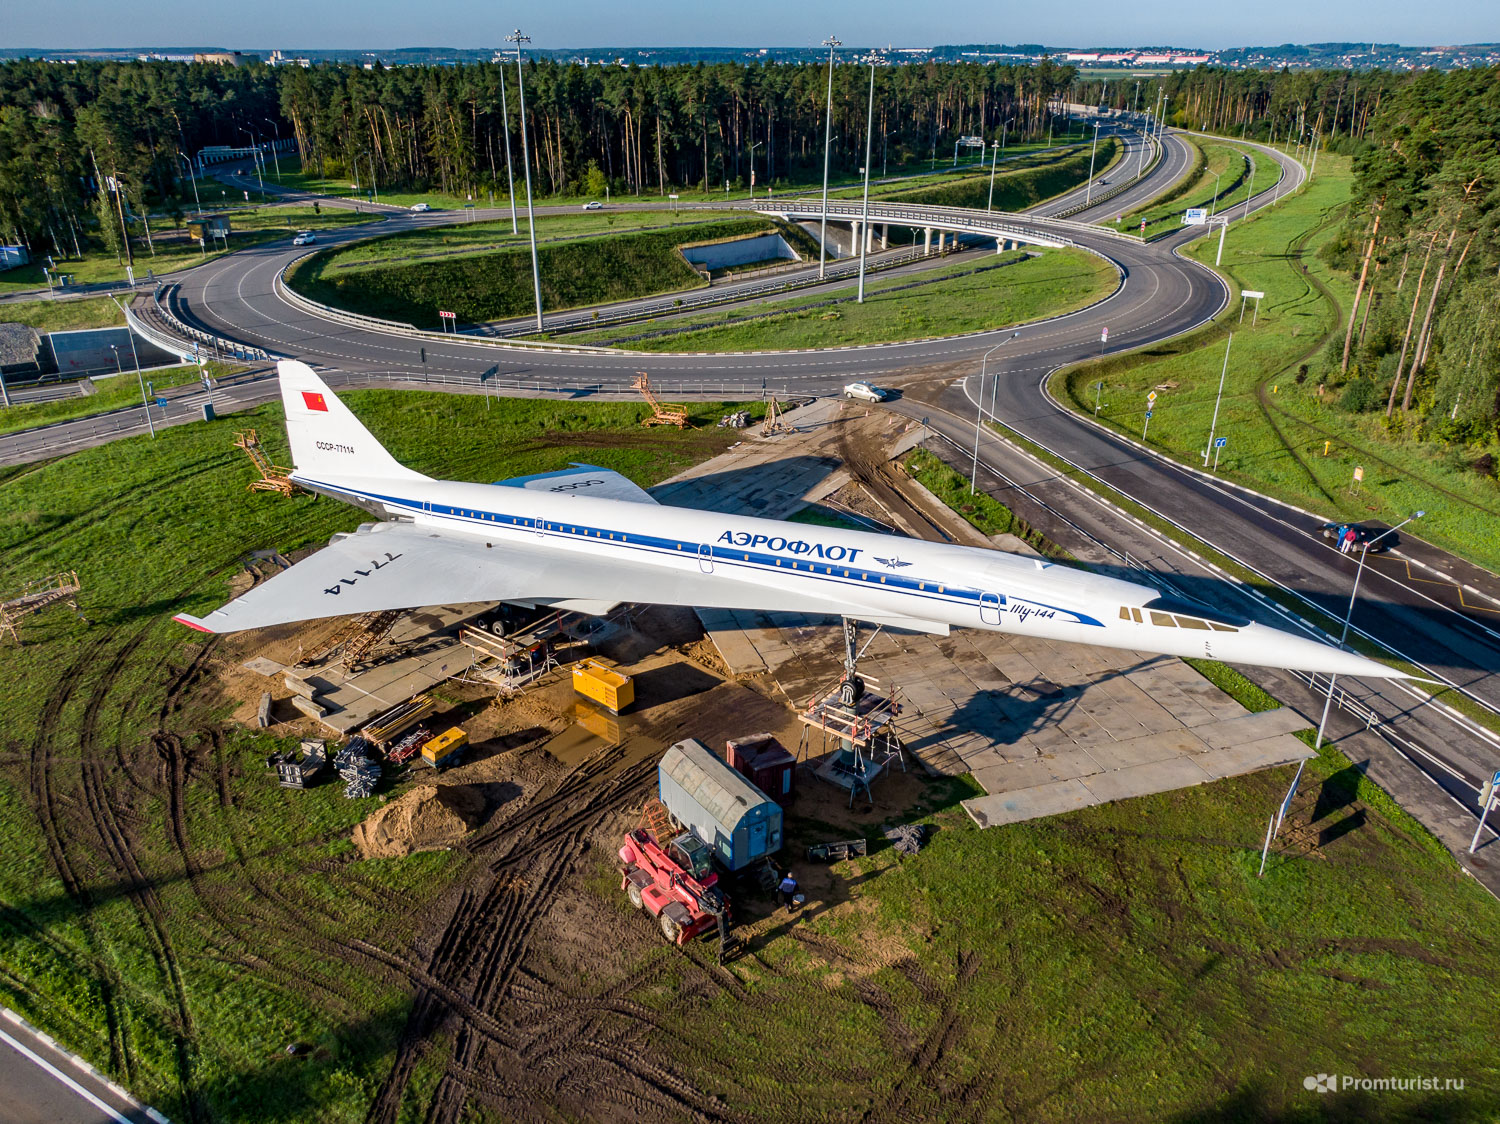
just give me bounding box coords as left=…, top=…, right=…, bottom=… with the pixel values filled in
left=24, top=632, right=135, bottom=1082
left=75, top=626, right=210, bottom=1122
left=368, top=744, right=739, bottom=1124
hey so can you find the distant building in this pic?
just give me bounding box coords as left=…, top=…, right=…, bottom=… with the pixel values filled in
left=1135, top=54, right=1171, bottom=64
left=268, top=50, right=312, bottom=68
left=1065, top=53, right=1100, bottom=62
left=194, top=51, right=257, bottom=67
left=0, top=245, right=30, bottom=269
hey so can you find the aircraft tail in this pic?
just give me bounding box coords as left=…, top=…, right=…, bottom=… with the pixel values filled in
left=278, top=361, right=427, bottom=481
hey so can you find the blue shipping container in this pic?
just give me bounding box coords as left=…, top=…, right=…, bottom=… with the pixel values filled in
left=658, top=738, right=783, bottom=872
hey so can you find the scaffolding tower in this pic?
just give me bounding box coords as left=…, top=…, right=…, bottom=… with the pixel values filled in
left=631, top=371, right=690, bottom=428
left=761, top=396, right=795, bottom=436
left=1, top=571, right=85, bottom=645
left=233, top=429, right=300, bottom=495
left=303, top=609, right=404, bottom=671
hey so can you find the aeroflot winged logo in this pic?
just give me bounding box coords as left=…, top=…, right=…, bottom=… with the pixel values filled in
left=302, top=391, right=329, bottom=412
left=717, top=530, right=863, bottom=563
left=874, top=556, right=913, bottom=569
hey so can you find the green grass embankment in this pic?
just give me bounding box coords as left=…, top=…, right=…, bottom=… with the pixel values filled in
left=1126, top=141, right=1282, bottom=239
left=1058, top=152, right=1500, bottom=573
left=876, top=139, right=1120, bottom=212
left=562, top=248, right=1117, bottom=352
left=0, top=296, right=124, bottom=334
left=288, top=216, right=813, bottom=329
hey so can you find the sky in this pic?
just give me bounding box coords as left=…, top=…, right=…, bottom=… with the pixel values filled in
left=4, top=0, right=1493, bottom=51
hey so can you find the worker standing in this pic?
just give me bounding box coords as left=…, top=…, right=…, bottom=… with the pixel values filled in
left=779, top=872, right=798, bottom=914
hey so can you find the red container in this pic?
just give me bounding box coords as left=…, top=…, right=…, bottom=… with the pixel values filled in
left=726, top=734, right=795, bottom=807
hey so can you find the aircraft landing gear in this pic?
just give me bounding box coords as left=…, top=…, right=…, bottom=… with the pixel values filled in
left=838, top=617, right=866, bottom=708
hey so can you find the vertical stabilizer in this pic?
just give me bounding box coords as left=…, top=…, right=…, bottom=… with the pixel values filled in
left=277, top=361, right=427, bottom=481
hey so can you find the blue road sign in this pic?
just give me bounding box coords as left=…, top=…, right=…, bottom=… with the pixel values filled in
left=1214, top=437, right=1228, bottom=448
left=1144, top=410, right=1153, bottom=419
left=155, top=397, right=168, bottom=409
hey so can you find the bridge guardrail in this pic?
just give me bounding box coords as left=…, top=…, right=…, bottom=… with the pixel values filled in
left=1050, top=130, right=1162, bottom=220
left=146, top=284, right=277, bottom=363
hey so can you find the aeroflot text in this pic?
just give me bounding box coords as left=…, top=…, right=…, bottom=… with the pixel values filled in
left=717, top=531, right=863, bottom=563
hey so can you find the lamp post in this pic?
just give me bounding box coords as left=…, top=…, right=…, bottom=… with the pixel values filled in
left=368, top=154, right=378, bottom=204
left=262, top=118, right=283, bottom=179
left=1085, top=122, right=1102, bottom=206
left=239, top=128, right=263, bottom=190
left=971, top=332, right=1020, bottom=492
left=1312, top=512, right=1424, bottom=753
left=855, top=51, right=885, bottom=304
left=748, top=140, right=762, bottom=199
left=817, top=34, right=840, bottom=280
left=1202, top=332, right=1232, bottom=466
left=507, top=29, right=545, bottom=333
left=177, top=151, right=201, bottom=214
left=1206, top=167, right=1223, bottom=217
left=987, top=118, right=1013, bottom=213
left=498, top=64, right=518, bottom=234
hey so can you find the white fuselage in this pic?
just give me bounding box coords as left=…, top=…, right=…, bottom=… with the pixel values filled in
left=293, top=467, right=1388, bottom=677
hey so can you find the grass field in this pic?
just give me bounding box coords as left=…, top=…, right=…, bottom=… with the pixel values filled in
left=0, top=207, right=372, bottom=295
left=0, top=296, right=125, bottom=334
left=0, top=391, right=770, bottom=1121
left=309, top=210, right=750, bottom=276
left=1059, top=153, right=1500, bottom=574
left=289, top=217, right=811, bottom=330
left=560, top=248, right=1117, bottom=352
left=875, top=140, right=1120, bottom=213
left=1126, top=141, right=1283, bottom=240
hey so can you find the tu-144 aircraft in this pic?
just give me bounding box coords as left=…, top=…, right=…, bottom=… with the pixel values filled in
left=175, top=362, right=1399, bottom=690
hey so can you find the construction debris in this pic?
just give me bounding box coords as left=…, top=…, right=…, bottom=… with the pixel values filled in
left=233, top=429, right=300, bottom=495
left=1, top=570, right=85, bottom=645
left=335, top=737, right=382, bottom=798
left=362, top=695, right=436, bottom=748
left=632, top=371, right=689, bottom=428
left=882, top=823, right=928, bottom=857
left=806, top=837, right=869, bottom=863
left=718, top=410, right=749, bottom=428
left=257, top=692, right=273, bottom=728
left=384, top=726, right=430, bottom=766
left=269, top=739, right=329, bottom=789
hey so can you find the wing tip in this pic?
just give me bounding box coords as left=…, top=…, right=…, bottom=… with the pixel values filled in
left=173, top=613, right=216, bottom=634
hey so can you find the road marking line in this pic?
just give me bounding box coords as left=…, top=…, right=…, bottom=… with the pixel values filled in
left=0, top=1024, right=138, bottom=1124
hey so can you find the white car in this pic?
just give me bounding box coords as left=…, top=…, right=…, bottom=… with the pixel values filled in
left=843, top=382, right=887, bottom=403
left=292, top=230, right=316, bottom=246
left=582, top=201, right=603, bottom=210
left=410, top=202, right=431, bottom=213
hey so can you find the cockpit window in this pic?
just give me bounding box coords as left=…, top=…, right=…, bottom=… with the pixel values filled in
left=1142, top=594, right=1251, bottom=629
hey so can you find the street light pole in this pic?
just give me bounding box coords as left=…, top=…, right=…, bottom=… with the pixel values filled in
left=368, top=154, right=378, bottom=204
left=497, top=65, right=518, bottom=235
left=262, top=119, right=283, bottom=179
left=240, top=128, right=263, bottom=190
left=1207, top=167, right=1223, bottom=217
left=508, top=29, right=545, bottom=333
left=817, top=35, right=840, bottom=281
left=971, top=332, right=1020, bottom=492
left=748, top=141, right=762, bottom=199
left=177, top=151, right=201, bottom=213
left=855, top=51, right=884, bottom=304
left=1312, top=512, right=1423, bottom=752
left=1085, top=122, right=1102, bottom=206
left=987, top=118, right=1012, bottom=213
left=1203, top=332, right=1232, bottom=466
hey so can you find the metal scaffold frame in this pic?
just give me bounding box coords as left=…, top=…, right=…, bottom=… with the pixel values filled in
left=1, top=571, right=86, bottom=645
left=233, top=428, right=300, bottom=495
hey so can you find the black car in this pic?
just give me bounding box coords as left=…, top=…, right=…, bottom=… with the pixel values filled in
left=1319, top=522, right=1399, bottom=553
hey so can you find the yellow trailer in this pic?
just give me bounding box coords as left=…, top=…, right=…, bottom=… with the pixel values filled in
left=422, top=727, right=468, bottom=768
left=572, top=659, right=635, bottom=714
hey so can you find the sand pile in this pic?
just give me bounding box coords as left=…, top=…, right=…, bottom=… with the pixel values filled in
left=352, top=783, right=485, bottom=859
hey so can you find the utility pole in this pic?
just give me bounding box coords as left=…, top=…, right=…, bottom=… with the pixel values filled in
left=508, top=30, right=545, bottom=333
left=262, top=118, right=283, bottom=179
left=498, top=65, right=518, bottom=235
left=856, top=51, right=884, bottom=304
left=818, top=35, right=840, bottom=280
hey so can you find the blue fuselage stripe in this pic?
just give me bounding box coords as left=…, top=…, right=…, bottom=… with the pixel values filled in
left=296, top=476, right=1103, bottom=628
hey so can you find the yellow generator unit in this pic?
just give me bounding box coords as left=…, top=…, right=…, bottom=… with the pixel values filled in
left=572, top=659, right=635, bottom=714
left=422, top=727, right=469, bottom=768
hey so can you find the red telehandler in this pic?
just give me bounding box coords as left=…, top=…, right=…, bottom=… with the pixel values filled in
left=619, top=801, right=734, bottom=962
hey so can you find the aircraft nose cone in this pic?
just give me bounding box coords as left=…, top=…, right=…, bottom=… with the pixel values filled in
left=1242, top=624, right=1403, bottom=679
